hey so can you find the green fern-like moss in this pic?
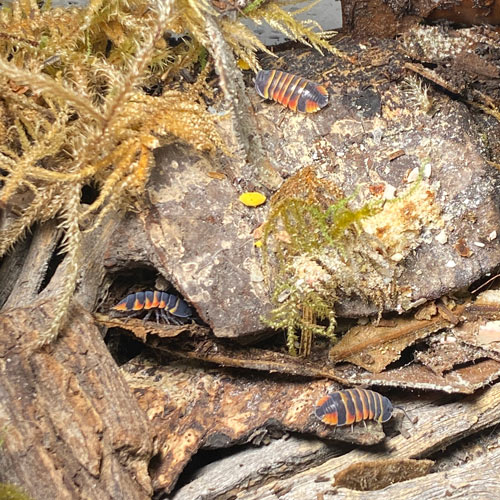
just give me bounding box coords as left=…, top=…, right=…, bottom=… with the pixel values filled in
left=261, top=165, right=441, bottom=355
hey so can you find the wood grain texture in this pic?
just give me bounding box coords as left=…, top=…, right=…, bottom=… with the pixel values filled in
left=234, top=381, right=500, bottom=499
left=0, top=303, right=154, bottom=500
left=328, top=447, right=500, bottom=499
left=0, top=212, right=155, bottom=499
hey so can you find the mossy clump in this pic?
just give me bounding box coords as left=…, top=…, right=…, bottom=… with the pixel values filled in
left=261, top=166, right=441, bottom=355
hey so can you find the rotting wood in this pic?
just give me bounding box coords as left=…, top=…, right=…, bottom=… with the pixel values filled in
left=171, top=436, right=344, bottom=500
left=234, top=380, right=500, bottom=499
left=2, top=220, right=60, bottom=309
left=414, top=335, right=493, bottom=376
left=95, top=314, right=209, bottom=341
left=330, top=297, right=500, bottom=373
left=142, top=329, right=500, bottom=393
left=122, top=354, right=386, bottom=494
left=347, top=358, right=500, bottom=394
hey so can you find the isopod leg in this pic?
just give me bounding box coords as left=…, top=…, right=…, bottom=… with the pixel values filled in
left=143, top=309, right=153, bottom=322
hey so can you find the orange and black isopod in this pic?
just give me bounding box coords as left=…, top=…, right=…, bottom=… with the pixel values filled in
left=315, top=388, right=393, bottom=427
left=112, top=290, right=192, bottom=325
left=255, top=69, right=329, bottom=113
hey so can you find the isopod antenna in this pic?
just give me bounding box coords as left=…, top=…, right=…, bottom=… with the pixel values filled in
left=394, top=405, right=415, bottom=426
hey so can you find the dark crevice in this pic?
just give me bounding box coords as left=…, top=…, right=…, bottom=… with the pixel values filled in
left=80, top=183, right=99, bottom=205
left=37, top=234, right=66, bottom=293
left=102, top=266, right=206, bottom=363
left=169, top=443, right=252, bottom=494
left=104, top=329, right=145, bottom=366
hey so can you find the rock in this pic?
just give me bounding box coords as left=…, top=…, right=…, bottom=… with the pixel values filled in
left=103, top=34, right=500, bottom=338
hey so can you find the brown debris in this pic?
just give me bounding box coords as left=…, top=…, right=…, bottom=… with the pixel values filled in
left=414, top=334, right=487, bottom=376
left=388, top=149, right=405, bottom=161
left=334, top=458, right=434, bottom=491
left=455, top=238, right=473, bottom=258
left=414, top=301, right=438, bottom=320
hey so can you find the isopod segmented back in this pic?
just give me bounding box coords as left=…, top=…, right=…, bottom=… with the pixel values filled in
left=255, top=69, right=328, bottom=113
left=315, top=388, right=393, bottom=427
left=112, top=290, right=192, bottom=324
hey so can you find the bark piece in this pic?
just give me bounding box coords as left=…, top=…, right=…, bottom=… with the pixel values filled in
left=171, top=436, right=341, bottom=500
left=148, top=336, right=350, bottom=383
left=329, top=312, right=456, bottom=372
left=400, top=25, right=500, bottom=101
left=414, top=332, right=497, bottom=375
left=0, top=303, right=154, bottom=500
left=94, top=313, right=209, bottom=341
left=333, top=458, right=434, bottom=491
left=344, top=358, right=500, bottom=393
left=146, top=142, right=272, bottom=338
left=122, top=355, right=386, bottom=493
left=235, top=380, right=500, bottom=499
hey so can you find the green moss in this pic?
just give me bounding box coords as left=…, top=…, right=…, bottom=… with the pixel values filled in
left=0, top=483, right=32, bottom=500
left=261, top=167, right=387, bottom=355
left=261, top=164, right=442, bottom=355
left=260, top=163, right=441, bottom=355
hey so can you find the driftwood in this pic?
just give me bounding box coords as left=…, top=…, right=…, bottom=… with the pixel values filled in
left=0, top=218, right=155, bottom=499
left=171, top=380, right=500, bottom=498
left=171, top=436, right=344, bottom=500
left=234, top=381, right=500, bottom=499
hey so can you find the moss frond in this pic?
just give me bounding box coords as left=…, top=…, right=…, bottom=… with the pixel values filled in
left=220, top=18, right=272, bottom=72
left=0, top=0, right=228, bottom=344
left=247, top=1, right=338, bottom=57
left=261, top=166, right=441, bottom=355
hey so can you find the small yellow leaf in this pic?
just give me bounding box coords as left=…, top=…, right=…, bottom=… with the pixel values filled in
left=237, top=59, right=251, bottom=70
left=239, top=192, right=266, bottom=207
left=254, top=240, right=263, bottom=248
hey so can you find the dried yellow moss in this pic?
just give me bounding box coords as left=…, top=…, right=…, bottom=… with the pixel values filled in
left=0, top=0, right=339, bottom=345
